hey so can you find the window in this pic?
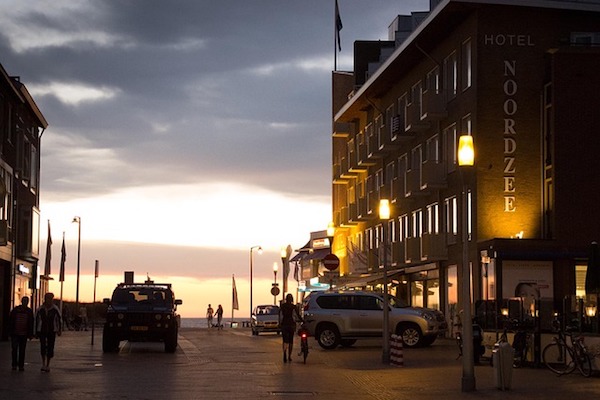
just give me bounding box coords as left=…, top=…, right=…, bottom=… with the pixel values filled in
left=425, top=135, right=440, bottom=163
left=359, top=295, right=382, bottom=310
left=444, top=51, right=458, bottom=99
left=461, top=114, right=472, bottom=136
left=412, top=81, right=423, bottom=119
left=366, top=228, right=373, bottom=250
left=412, top=209, right=423, bottom=238
left=461, top=39, right=472, bottom=90
left=399, top=94, right=408, bottom=131
left=467, top=190, right=473, bottom=241
left=426, top=203, right=440, bottom=234
left=426, top=67, right=440, bottom=95
left=443, top=123, right=457, bottom=172
left=386, top=103, right=395, bottom=141
left=445, top=196, right=458, bottom=237
left=385, top=161, right=396, bottom=187
left=411, top=145, right=422, bottom=171
left=400, top=214, right=409, bottom=241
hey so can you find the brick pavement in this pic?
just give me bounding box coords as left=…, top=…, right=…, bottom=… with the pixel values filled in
left=0, top=327, right=599, bottom=399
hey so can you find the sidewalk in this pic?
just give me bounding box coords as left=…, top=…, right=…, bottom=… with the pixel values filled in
left=0, top=328, right=599, bottom=399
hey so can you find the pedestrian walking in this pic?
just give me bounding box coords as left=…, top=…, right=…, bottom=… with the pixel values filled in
left=279, top=293, right=302, bottom=363
left=79, top=306, right=88, bottom=331
left=206, top=304, right=214, bottom=328
left=35, top=292, right=62, bottom=372
left=9, top=296, right=34, bottom=371
left=215, top=304, right=224, bottom=330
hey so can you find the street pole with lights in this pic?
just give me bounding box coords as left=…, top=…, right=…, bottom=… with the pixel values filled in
left=280, top=247, right=287, bottom=303
left=379, top=199, right=391, bottom=364
left=249, top=245, right=262, bottom=317
left=72, top=216, right=81, bottom=312
left=273, top=262, right=278, bottom=305
left=458, top=134, right=476, bottom=392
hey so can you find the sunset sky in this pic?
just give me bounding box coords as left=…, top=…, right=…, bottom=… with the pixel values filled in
left=1, top=0, right=429, bottom=317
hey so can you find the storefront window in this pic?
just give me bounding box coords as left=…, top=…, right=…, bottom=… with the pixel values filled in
left=411, top=281, right=424, bottom=307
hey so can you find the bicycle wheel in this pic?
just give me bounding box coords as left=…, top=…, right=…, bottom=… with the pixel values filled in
left=543, top=342, right=575, bottom=375
left=302, top=346, right=308, bottom=364
left=574, top=344, right=592, bottom=377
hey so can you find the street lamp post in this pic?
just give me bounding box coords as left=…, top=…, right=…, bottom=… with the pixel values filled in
left=458, top=135, right=476, bottom=392
left=379, top=199, right=391, bottom=364
left=72, top=216, right=81, bottom=312
left=280, top=247, right=287, bottom=304
left=273, top=262, right=278, bottom=305
left=249, top=245, right=262, bottom=317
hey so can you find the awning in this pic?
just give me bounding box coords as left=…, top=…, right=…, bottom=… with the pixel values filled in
left=304, top=248, right=331, bottom=261
left=290, top=252, right=307, bottom=262
left=342, top=269, right=403, bottom=288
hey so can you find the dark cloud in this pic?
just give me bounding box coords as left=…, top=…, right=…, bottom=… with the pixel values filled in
left=2, top=0, right=429, bottom=200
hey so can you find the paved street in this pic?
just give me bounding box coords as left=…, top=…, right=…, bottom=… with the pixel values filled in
left=2, top=327, right=600, bottom=399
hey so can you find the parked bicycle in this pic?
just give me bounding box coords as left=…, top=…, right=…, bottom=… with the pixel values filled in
left=542, top=320, right=592, bottom=377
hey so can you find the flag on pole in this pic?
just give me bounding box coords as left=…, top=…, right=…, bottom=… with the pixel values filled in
left=44, top=220, right=52, bottom=276
left=283, top=244, right=292, bottom=294
left=232, top=275, right=239, bottom=310
left=59, top=232, right=66, bottom=282
left=335, top=0, right=343, bottom=51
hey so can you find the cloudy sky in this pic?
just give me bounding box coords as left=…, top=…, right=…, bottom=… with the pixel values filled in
left=1, top=0, right=429, bottom=316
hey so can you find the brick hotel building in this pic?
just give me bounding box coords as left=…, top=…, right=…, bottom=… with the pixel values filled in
left=330, top=0, right=600, bottom=331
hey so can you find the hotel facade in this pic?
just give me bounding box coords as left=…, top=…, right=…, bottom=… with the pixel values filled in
left=330, top=0, right=600, bottom=333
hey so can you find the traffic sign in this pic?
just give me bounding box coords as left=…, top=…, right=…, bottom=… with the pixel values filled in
left=323, top=253, right=340, bottom=271
left=271, top=286, right=280, bottom=296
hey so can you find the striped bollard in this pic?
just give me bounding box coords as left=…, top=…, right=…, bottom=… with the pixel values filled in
left=390, top=334, right=404, bottom=367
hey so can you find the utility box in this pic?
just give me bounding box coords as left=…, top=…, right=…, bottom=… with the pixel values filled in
left=493, top=341, right=514, bottom=390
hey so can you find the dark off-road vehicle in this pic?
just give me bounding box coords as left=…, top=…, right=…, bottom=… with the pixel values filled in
left=103, top=280, right=183, bottom=353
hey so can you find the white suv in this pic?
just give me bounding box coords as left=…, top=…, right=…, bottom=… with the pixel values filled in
left=302, top=291, right=447, bottom=349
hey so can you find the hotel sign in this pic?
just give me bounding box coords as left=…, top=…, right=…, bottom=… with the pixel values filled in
left=503, top=60, right=518, bottom=212
left=486, top=34, right=536, bottom=213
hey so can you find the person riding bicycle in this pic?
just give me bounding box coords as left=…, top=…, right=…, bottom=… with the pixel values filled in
left=279, top=293, right=303, bottom=363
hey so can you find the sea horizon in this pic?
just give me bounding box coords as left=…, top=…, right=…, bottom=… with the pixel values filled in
left=181, top=317, right=250, bottom=329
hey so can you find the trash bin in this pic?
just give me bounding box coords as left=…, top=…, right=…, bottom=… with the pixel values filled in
left=492, top=341, right=514, bottom=390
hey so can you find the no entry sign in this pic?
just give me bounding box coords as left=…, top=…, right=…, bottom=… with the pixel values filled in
left=323, top=253, right=340, bottom=271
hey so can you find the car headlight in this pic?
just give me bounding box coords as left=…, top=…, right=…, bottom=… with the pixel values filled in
left=420, top=311, right=435, bottom=321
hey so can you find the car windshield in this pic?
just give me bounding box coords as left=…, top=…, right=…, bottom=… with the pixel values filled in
left=255, top=306, right=279, bottom=315
left=388, top=295, right=409, bottom=308
left=112, top=287, right=173, bottom=308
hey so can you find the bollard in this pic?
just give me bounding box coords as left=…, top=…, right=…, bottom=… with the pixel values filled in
left=390, top=334, right=404, bottom=367
left=493, top=341, right=514, bottom=390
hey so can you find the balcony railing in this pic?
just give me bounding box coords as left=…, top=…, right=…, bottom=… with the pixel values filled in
left=421, top=90, right=447, bottom=121
left=406, top=237, right=421, bottom=263
left=421, top=232, right=448, bottom=260
left=421, top=160, right=447, bottom=190
left=405, top=103, right=430, bottom=133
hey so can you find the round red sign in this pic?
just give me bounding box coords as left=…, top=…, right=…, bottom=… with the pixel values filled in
left=323, top=253, right=340, bottom=271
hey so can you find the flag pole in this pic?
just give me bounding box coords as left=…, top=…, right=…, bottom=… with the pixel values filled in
left=334, top=0, right=337, bottom=71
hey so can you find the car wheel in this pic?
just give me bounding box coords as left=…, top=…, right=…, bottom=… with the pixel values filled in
left=398, top=323, right=423, bottom=348
left=421, top=335, right=437, bottom=347
left=165, top=327, right=178, bottom=353
left=316, top=324, right=340, bottom=350
left=102, top=326, right=119, bottom=353
left=340, top=339, right=357, bottom=348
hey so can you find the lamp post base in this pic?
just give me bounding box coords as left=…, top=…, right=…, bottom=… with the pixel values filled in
left=461, top=376, right=476, bottom=392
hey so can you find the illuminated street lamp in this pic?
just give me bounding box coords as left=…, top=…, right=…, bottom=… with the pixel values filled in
left=327, top=221, right=335, bottom=254
left=249, top=245, right=262, bottom=317
left=280, top=246, right=288, bottom=304
left=273, top=262, right=278, bottom=305
left=72, top=216, right=82, bottom=311
left=458, top=135, right=475, bottom=392
left=379, top=199, right=391, bottom=364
